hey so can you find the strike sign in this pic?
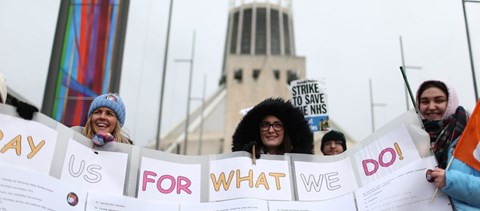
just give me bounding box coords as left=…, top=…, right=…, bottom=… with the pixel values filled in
left=290, top=79, right=329, bottom=132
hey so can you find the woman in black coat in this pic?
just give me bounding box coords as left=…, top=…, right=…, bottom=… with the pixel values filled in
left=232, top=98, right=314, bottom=157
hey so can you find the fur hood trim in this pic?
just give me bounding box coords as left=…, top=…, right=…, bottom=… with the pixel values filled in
left=231, top=98, right=314, bottom=154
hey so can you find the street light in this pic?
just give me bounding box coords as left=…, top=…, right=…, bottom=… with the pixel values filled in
left=197, top=74, right=206, bottom=155
left=399, top=36, right=422, bottom=111
left=462, top=0, right=480, bottom=102
left=155, top=0, right=175, bottom=150
left=175, top=31, right=196, bottom=155
left=369, top=78, right=387, bottom=132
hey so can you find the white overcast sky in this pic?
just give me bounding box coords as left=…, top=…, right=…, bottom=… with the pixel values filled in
left=2, top=0, right=480, bottom=147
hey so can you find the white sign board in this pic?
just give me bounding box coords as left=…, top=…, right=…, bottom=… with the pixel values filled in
left=0, top=164, right=86, bottom=211
left=355, top=156, right=452, bottom=211
left=0, top=113, right=57, bottom=174
left=86, top=191, right=179, bottom=211
left=209, top=157, right=292, bottom=201
left=138, top=157, right=202, bottom=202
left=294, top=158, right=358, bottom=200
left=290, top=79, right=329, bottom=132
left=269, top=193, right=357, bottom=210
left=354, top=125, right=421, bottom=186
left=181, top=198, right=268, bottom=211
left=61, top=139, right=128, bottom=195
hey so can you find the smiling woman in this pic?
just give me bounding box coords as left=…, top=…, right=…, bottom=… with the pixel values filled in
left=83, top=93, right=132, bottom=145
left=231, top=98, right=313, bottom=157
left=415, top=81, right=480, bottom=210
left=415, top=80, right=468, bottom=168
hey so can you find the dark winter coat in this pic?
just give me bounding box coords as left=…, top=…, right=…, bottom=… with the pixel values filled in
left=232, top=98, right=314, bottom=155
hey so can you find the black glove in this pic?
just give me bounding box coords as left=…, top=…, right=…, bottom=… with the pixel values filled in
left=242, top=141, right=261, bottom=159
left=11, top=97, right=39, bottom=120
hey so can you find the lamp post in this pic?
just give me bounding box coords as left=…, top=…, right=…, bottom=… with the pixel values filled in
left=369, top=78, right=387, bottom=132
left=462, top=0, right=480, bottom=102
left=399, top=36, right=422, bottom=111
left=175, top=31, right=196, bottom=155
left=155, top=0, right=175, bottom=150
left=197, top=74, right=206, bottom=155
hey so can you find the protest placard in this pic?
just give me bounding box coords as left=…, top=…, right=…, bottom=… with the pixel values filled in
left=138, top=156, right=202, bottom=202
left=209, top=156, right=293, bottom=201
left=290, top=79, right=329, bottom=132
left=181, top=198, right=268, bottom=211
left=293, top=157, right=357, bottom=200
left=86, top=191, right=178, bottom=211
left=353, top=125, right=421, bottom=186
left=0, top=113, right=57, bottom=174
left=0, top=104, right=453, bottom=210
left=0, top=164, right=86, bottom=211
left=269, top=193, right=357, bottom=210
left=354, top=156, right=451, bottom=211
left=60, top=139, right=128, bottom=195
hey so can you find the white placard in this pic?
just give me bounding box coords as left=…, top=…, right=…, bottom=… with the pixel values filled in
left=61, top=139, right=128, bottom=195
left=355, top=156, right=452, bottom=211
left=268, top=193, right=357, bottom=210
left=354, top=125, right=421, bottom=186
left=294, top=158, right=357, bottom=200
left=86, top=191, right=179, bottom=211
left=0, top=164, right=86, bottom=210
left=290, top=79, right=329, bottom=132
left=181, top=198, right=269, bottom=211
left=138, top=157, right=201, bottom=202
left=209, top=157, right=292, bottom=201
left=0, top=113, right=57, bottom=174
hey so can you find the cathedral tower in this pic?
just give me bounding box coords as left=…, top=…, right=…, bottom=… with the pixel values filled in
left=221, top=0, right=306, bottom=152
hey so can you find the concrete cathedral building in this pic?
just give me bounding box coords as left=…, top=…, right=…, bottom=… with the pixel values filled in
left=156, top=0, right=354, bottom=155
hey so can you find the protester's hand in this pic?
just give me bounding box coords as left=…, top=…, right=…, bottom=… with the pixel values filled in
left=11, top=97, right=39, bottom=120
left=242, top=141, right=260, bottom=159
left=430, top=167, right=446, bottom=188
left=92, top=133, right=115, bottom=146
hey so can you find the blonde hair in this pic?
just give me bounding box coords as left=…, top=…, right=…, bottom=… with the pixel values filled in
left=83, top=116, right=131, bottom=144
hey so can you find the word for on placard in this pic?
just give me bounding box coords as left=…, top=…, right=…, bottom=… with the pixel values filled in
left=142, top=171, right=192, bottom=194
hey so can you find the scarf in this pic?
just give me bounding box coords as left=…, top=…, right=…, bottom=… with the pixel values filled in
left=422, top=106, right=468, bottom=169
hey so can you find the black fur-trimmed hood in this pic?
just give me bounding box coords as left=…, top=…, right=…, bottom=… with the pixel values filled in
left=232, top=98, right=314, bottom=154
